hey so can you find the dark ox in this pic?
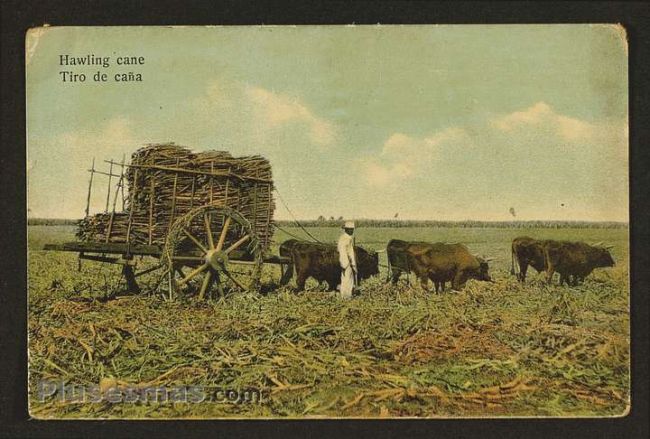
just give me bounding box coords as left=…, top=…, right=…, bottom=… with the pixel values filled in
left=387, top=239, right=492, bottom=292
left=511, top=236, right=548, bottom=282
left=543, top=240, right=615, bottom=286
left=279, top=239, right=379, bottom=291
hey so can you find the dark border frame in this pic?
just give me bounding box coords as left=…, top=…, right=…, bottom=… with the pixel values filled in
left=2, top=1, right=648, bottom=438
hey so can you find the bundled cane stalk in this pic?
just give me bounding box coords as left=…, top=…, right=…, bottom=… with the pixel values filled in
left=76, top=143, right=275, bottom=250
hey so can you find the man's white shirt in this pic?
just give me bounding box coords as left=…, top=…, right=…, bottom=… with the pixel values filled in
left=337, top=233, right=356, bottom=269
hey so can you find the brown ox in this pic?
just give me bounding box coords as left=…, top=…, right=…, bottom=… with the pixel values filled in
left=543, top=240, right=615, bottom=286
left=511, top=236, right=548, bottom=282
left=280, top=240, right=379, bottom=291
left=388, top=240, right=492, bottom=291
left=387, top=239, right=446, bottom=292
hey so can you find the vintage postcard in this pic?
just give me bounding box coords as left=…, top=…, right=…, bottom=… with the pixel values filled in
left=26, top=25, right=629, bottom=419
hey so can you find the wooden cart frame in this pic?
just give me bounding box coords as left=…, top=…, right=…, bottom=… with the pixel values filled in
left=44, top=153, right=290, bottom=300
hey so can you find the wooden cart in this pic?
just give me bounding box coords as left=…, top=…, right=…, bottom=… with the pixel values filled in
left=43, top=144, right=290, bottom=300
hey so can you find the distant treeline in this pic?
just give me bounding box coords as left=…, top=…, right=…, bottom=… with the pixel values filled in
left=28, top=218, right=78, bottom=226
left=275, top=219, right=629, bottom=229
left=28, top=218, right=628, bottom=229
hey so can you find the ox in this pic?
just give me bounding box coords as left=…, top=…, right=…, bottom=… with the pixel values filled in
left=279, top=240, right=379, bottom=291
left=511, top=236, right=548, bottom=282
left=543, top=241, right=615, bottom=286
left=387, top=240, right=492, bottom=292
left=387, top=239, right=445, bottom=292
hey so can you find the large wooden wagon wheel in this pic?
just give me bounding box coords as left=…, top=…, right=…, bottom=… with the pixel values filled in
left=161, top=204, right=262, bottom=300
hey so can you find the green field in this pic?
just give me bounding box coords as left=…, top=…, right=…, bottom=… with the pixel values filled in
left=28, top=225, right=629, bottom=418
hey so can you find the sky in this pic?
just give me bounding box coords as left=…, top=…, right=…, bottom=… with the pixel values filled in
left=26, top=25, right=628, bottom=221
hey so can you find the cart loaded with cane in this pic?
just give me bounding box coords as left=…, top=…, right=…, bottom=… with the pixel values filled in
left=43, top=143, right=290, bottom=299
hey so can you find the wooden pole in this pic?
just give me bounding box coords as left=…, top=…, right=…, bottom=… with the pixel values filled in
left=106, top=169, right=124, bottom=243
left=210, top=161, right=214, bottom=205
left=148, top=177, right=155, bottom=245
left=126, top=168, right=138, bottom=244
left=120, top=154, right=126, bottom=211
left=85, top=158, right=95, bottom=217
left=266, top=182, right=272, bottom=237
left=89, top=170, right=120, bottom=178
left=225, top=168, right=230, bottom=206
left=111, top=170, right=123, bottom=212
left=103, top=159, right=271, bottom=183
left=252, top=169, right=259, bottom=235
left=190, top=176, right=195, bottom=209
left=105, top=160, right=113, bottom=212
left=167, top=159, right=179, bottom=234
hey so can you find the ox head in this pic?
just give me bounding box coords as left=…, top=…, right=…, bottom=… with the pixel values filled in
left=368, top=251, right=380, bottom=276
left=596, top=247, right=615, bottom=268
left=357, top=248, right=380, bottom=278
left=474, top=257, right=493, bottom=282
left=470, top=257, right=493, bottom=282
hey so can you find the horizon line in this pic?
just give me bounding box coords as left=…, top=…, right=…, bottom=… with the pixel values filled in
left=27, top=217, right=629, bottom=224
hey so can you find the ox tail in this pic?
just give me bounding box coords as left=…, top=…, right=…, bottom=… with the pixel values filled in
left=510, top=243, right=517, bottom=276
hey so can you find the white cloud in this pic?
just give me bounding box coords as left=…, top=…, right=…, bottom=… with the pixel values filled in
left=245, top=85, right=336, bottom=146
left=28, top=80, right=340, bottom=218
left=58, top=117, right=137, bottom=156
left=359, top=101, right=627, bottom=216
left=492, top=101, right=598, bottom=141
left=185, top=79, right=337, bottom=149
left=362, top=127, right=471, bottom=187
left=361, top=160, right=413, bottom=187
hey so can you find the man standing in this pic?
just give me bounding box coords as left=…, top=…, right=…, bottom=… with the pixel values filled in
left=337, top=221, right=357, bottom=299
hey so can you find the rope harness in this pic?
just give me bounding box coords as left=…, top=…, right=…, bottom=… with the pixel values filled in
left=273, top=188, right=323, bottom=244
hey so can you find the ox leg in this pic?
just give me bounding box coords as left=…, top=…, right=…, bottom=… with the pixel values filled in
left=419, top=275, right=429, bottom=291
left=390, top=269, right=401, bottom=285
left=519, top=263, right=528, bottom=283
left=545, top=267, right=555, bottom=285
left=280, top=263, right=294, bottom=286
left=122, top=265, right=141, bottom=294
left=452, top=271, right=468, bottom=291
left=295, top=272, right=308, bottom=292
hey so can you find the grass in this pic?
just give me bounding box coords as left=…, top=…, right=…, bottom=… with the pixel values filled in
left=27, top=225, right=629, bottom=418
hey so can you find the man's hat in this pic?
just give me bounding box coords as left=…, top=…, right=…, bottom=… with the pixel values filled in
left=343, top=221, right=355, bottom=229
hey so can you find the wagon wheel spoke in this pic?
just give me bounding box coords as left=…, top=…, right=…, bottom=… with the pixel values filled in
left=204, top=213, right=215, bottom=249
left=182, top=228, right=208, bottom=253
left=198, top=270, right=213, bottom=300
left=215, top=216, right=232, bottom=252
left=224, top=234, right=251, bottom=255
left=171, top=256, right=204, bottom=262
left=222, top=268, right=247, bottom=291
left=164, top=205, right=262, bottom=300
left=177, top=262, right=209, bottom=286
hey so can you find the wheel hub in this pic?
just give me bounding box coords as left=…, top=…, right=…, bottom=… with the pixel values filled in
left=205, top=249, right=228, bottom=271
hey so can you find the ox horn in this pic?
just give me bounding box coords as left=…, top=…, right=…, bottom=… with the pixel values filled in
left=592, top=241, right=605, bottom=247
left=604, top=244, right=615, bottom=250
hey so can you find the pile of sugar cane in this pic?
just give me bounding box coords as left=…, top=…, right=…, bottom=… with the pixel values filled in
left=76, top=143, right=275, bottom=250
